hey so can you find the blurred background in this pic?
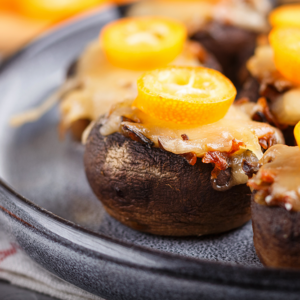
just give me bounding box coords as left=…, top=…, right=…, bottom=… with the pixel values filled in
left=0, top=0, right=298, bottom=60
left=0, top=0, right=137, bottom=59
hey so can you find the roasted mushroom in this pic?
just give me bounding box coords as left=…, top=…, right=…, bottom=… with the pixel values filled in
left=249, top=145, right=300, bottom=268
left=84, top=121, right=252, bottom=236
left=84, top=66, right=284, bottom=236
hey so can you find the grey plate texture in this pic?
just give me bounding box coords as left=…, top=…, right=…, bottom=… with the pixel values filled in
left=0, top=5, right=300, bottom=300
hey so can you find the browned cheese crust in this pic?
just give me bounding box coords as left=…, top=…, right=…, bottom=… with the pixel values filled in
left=84, top=122, right=251, bottom=236
left=252, top=197, right=300, bottom=269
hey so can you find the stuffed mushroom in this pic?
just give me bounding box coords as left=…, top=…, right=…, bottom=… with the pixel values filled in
left=84, top=66, right=283, bottom=236
left=248, top=141, right=300, bottom=268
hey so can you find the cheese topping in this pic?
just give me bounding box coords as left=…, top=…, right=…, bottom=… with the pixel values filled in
left=249, top=145, right=300, bottom=211
left=98, top=102, right=284, bottom=187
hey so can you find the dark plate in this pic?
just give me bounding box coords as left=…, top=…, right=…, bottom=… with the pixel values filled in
left=0, top=5, right=300, bottom=300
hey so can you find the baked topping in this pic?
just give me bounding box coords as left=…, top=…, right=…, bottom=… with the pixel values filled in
left=98, top=99, right=283, bottom=188
left=248, top=145, right=300, bottom=211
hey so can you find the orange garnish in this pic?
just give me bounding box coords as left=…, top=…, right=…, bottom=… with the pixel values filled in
left=269, top=27, right=300, bottom=86
left=17, top=0, right=104, bottom=22
left=295, top=121, right=300, bottom=148
left=269, top=4, right=300, bottom=28
left=101, top=17, right=187, bottom=71
left=133, top=66, right=236, bottom=125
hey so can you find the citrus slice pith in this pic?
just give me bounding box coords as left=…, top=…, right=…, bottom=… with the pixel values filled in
left=133, top=66, right=236, bottom=125
left=269, top=27, right=300, bottom=86
left=100, top=17, right=187, bottom=71
left=295, top=121, right=300, bottom=149
left=269, top=4, right=300, bottom=28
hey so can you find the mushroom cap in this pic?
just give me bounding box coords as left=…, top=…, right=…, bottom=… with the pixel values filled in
left=84, top=122, right=251, bottom=236
left=252, top=197, right=300, bottom=268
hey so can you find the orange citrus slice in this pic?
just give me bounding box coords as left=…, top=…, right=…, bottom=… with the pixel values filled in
left=133, top=66, right=236, bottom=125
left=295, top=121, right=300, bottom=148
left=269, top=27, right=300, bottom=86
left=17, top=0, right=104, bottom=22
left=269, top=4, right=300, bottom=28
left=100, top=17, right=187, bottom=71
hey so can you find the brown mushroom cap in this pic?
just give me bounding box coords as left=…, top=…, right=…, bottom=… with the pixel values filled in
left=84, top=121, right=252, bottom=236
left=252, top=197, right=300, bottom=268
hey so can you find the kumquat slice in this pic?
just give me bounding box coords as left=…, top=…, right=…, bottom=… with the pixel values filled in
left=133, top=66, right=236, bottom=125
left=269, top=4, right=300, bottom=28
left=18, top=0, right=104, bottom=22
left=100, top=17, right=187, bottom=71
left=269, top=27, right=300, bottom=86
left=295, top=121, right=300, bottom=148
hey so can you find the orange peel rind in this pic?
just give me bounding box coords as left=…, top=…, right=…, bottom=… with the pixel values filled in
left=133, top=66, right=237, bottom=125
left=295, top=121, right=300, bottom=149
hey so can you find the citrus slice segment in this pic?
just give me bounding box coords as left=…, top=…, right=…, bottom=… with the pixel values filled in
left=133, top=66, right=236, bottom=125
left=269, top=4, right=300, bottom=28
left=295, top=121, right=300, bottom=148
left=100, top=17, right=187, bottom=71
left=18, top=0, right=104, bottom=22
left=269, top=27, right=300, bottom=86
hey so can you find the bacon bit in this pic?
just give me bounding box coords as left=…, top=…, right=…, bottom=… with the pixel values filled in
left=203, top=139, right=244, bottom=178
left=181, top=134, right=189, bottom=141
left=202, top=151, right=228, bottom=178
left=229, top=139, right=245, bottom=155
left=180, top=152, right=197, bottom=166
left=260, top=170, right=276, bottom=183
left=202, top=151, right=228, bottom=170
left=121, top=124, right=154, bottom=149
left=259, top=132, right=277, bottom=150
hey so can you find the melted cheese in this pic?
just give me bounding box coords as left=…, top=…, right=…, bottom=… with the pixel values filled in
left=253, top=145, right=300, bottom=211
left=270, top=88, right=300, bottom=126
left=98, top=102, right=284, bottom=187
left=60, top=41, right=202, bottom=129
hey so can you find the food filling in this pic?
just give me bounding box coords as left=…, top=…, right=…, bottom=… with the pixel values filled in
left=248, top=145, right=300, bottom=211
left=96, top=97, right=283, bottom=190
